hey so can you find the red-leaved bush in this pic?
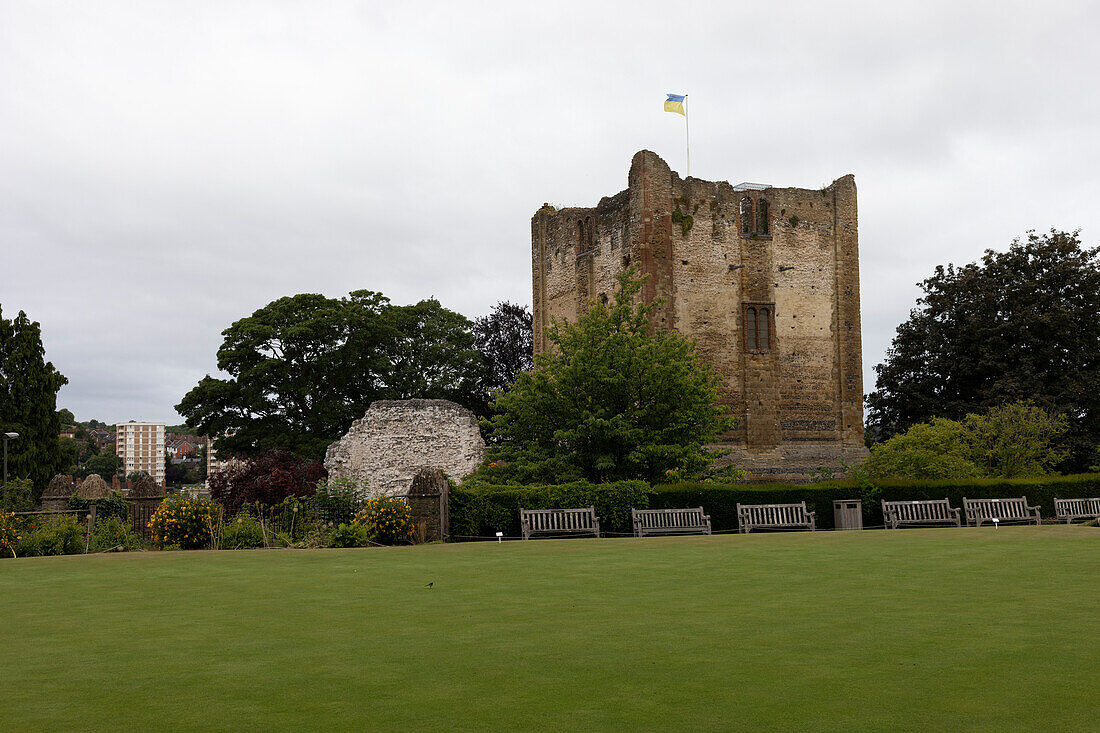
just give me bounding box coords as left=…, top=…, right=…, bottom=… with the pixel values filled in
left=208, top=449, right=326, bottom=512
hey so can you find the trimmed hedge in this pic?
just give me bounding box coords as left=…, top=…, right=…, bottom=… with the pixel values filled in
left=650, top=474, right=1100, bottom=530
left=451, top=474, right=1100, bottom=536
left=450, top=481, right=650, bottom=538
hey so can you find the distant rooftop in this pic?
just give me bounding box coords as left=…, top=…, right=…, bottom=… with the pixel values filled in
left=732, top=182, right=772, bottom=191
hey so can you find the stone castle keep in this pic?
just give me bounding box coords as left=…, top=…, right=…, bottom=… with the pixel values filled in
left=531, top=150, right=867, bottom=480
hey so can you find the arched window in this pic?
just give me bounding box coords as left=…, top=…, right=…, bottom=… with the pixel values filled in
left=740, top=197, right=753, bottom=236
left=576, top=217, right=595, bottom=254
left=757, top=199, right=769, bottom=236
left=743, top=303, right=775, bottom=352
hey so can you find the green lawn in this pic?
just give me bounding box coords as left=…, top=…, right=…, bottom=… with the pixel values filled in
left=1, top=527, right=1097, bottom=731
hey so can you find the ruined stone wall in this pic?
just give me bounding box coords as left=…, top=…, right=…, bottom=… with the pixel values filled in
left=532, top=191, right=630, bottom=353
left=324, top=400, right=485, bottom=497
left=531, top=150, right=867, bottom=481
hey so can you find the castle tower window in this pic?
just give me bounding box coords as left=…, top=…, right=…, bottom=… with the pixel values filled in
left=740, top=197, right=753, bottom=236
left=576, top=220, right=585, bottom=255
left=743, top=302, right=775, bottom=352
left=757, top=199, right=769, bottom=236
left=758, top=307, right=771, bottom=348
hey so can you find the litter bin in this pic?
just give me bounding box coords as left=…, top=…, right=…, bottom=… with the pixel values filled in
left=833, top=499, right=863, bottom=530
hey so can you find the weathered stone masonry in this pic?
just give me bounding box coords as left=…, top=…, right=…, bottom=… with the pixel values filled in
left=324, top=399, right=486, bottom=497
left=532, top=150, right=868, bottom=481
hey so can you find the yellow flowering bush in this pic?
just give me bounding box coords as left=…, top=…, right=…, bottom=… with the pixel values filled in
left=353, top=496, right=414, bottom=545
left=1, top=511, right=21, bottom=558
left=148, top=493, right=220, bottom=549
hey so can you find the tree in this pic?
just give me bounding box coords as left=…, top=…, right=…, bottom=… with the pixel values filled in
left=82, top=451, right=122, bottom=481
left=862, top=402, right=1068, bottom=480
left=964, top=401, right=1068, bottom=478
left=178, top=292, right=487, bottom=461
left=165, top=451, right=188, bottom=486
left=0, top=306, right=68, bottom=495
left=383, top=298, right=482, bottom=407
left=58, top=436, right=81, bottom=474
left=56, top=408, right=75, bottom=426
left=207, top=449, right=325, bottom=513
left=472, top=301, right=534, bottom=415
left=177, top=291, right=398, bottom=460
left=866, top=230, right=1100, bottom=470
left=482, top=269, right=733, bottom=484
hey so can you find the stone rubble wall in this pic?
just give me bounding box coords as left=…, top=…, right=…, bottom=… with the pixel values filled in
left=324, top=399, right=485, bottom=497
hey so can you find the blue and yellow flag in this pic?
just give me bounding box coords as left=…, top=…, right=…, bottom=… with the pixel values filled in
left=664, top=93, right=686, bottom=115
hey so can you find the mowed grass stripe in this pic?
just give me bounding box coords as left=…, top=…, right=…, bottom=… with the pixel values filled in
left=0, top=527, right=1096, bottom=731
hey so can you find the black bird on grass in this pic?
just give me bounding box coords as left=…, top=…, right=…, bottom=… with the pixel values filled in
left=425, top=582, right=434, bottom=588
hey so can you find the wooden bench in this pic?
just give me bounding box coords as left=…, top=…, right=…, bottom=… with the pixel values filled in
left=632, top=507, right=711, bottom=537
left=737, top=502, right=815, bottom=533
left=519, top=507, right=600, bottom=540
left=882, top=499, right=961, bottom=529
left=1054, top=497, right=1100, bottom=524
left=963, top=497, right=1041, bottom=527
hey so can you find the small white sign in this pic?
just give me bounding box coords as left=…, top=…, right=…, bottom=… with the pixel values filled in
left=496, top=531, right=504, bottom=543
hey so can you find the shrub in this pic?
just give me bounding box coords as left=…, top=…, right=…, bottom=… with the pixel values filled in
left=221, top=514, right=266, bottom=549
left=208, top=449, right=325, bottom=513
left=353, top=496, right=415, bottom=545
left=148, top=494, right=220, bottom=549
left=0, top=511, right=21, bottom=557
left=15, top=515, right=85, bottom=556
left=311, top=478, right=366, bottom=526
left=68, top=491, right=128, bottom=521
left=90, top=517, right=142, bottom=553
left=0, top=478, right=36, bottom=512
left=329, top=522, right=375, bottom=548
left=863, top=403, right=1070, bottom=480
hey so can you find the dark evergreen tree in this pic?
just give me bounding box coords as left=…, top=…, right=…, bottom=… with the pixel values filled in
left=472, top=301, right=534, bottom=416
left=0, top=306, right=69, bottom=496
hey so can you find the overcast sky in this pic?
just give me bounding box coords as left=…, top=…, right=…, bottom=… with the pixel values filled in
left=2, top=0, right=1098, bottom=426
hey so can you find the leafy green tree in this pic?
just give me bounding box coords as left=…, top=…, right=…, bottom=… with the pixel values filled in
left=384, top=298, right=482, bottom=406
left=177, top=291, right=484, bottom=461
left=165, top=451, right=188, bottom=486
left=82, top=451, right=122, bottom=481
left=862, top=401, right=1068, bottom=480
left=0, top=306, right=68, bottom=495
left=177, top=291, right=398, bottom=460
left=867, top=230, right=1100, bottom=470
left=56, top=408, right=75, bottom=426
left=482, top=269, right=733, bottom=484
left=58, top=436, right=81, bottom=474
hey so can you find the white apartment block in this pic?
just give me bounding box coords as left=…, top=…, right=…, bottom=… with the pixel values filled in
left=206, top=435, right=241, bottom=487
left=116, top=421, right=166, bottom=486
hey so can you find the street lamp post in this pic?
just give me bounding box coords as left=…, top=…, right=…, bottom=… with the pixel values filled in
left=3, top=432, right=19, bottom=501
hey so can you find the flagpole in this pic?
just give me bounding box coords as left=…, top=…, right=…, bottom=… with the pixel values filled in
left=684, top=97, right=690, bottom=177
